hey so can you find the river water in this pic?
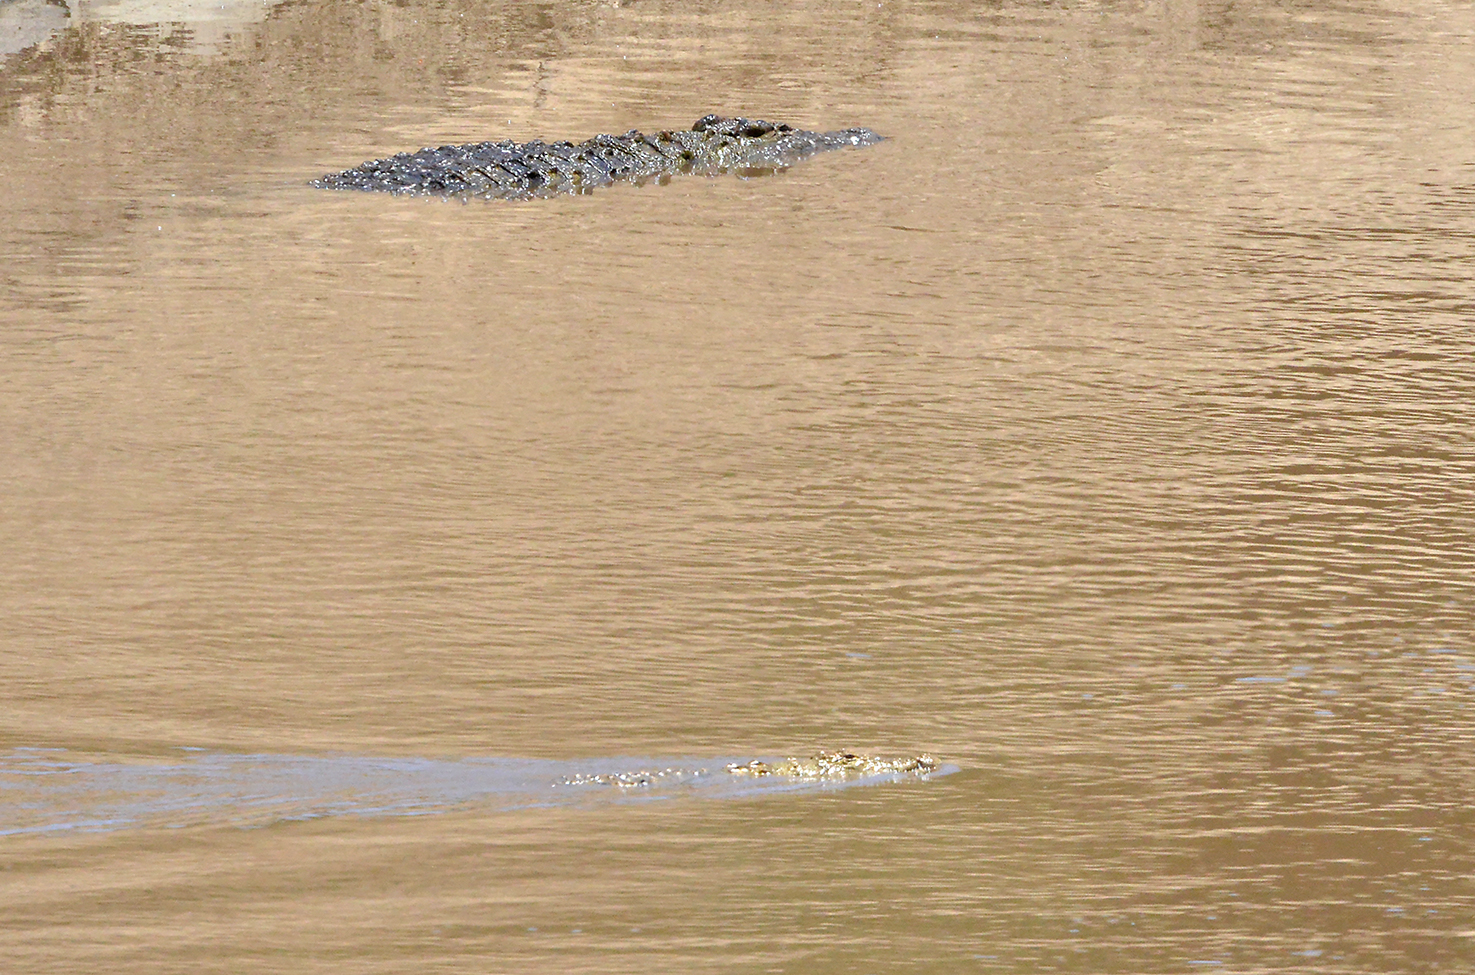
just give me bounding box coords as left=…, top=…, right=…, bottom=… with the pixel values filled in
left=1, top=0, right=1472, bottom=971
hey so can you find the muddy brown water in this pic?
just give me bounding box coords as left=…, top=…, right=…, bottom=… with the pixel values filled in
left=2, top=0, right=1473, bottom=971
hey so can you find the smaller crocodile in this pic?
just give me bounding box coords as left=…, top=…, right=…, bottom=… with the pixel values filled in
left=311, top=114, right=883, bottom=200
left=554, top=751, right=940, bottom=789
left=725, top=751, right=940, bottom=778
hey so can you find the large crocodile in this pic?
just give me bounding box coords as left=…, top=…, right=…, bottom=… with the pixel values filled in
left=556, top=751, right=940, bottom=789
left=311, top=114, right=883, bottom=200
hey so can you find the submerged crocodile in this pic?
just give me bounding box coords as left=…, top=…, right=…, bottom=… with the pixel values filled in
left=311, top=114, right=883, bottom=200
left=725, top=751, right=939, bottom=778
left=556, top=751, right=940, bottom=789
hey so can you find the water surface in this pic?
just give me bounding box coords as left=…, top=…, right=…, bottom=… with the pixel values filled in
left=1, top=0, right=1473, bottom=971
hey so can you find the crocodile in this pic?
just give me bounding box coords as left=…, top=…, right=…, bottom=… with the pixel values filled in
left=725, top=751, right=939, bottom=778
left=555, top=751, right=940, bottom=789
left=310, top=114, right=883, bottom=200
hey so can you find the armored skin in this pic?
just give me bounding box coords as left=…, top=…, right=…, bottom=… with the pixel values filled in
left=724, top=751, right=940, bottom=778
left=555, top=751, right=941, bottom=789
left=311, top=115, right=884, bottom=200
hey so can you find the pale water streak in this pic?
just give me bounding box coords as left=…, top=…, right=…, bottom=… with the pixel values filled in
left=0, top=748, right=954, bottom=836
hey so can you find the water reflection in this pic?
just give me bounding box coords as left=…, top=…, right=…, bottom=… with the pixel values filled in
left=0, top=0, right=284, bottom=57
left=0, top=0, right=69, bottom=56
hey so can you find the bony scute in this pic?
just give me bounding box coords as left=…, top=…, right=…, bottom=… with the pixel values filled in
left=724, top=751, right=941, bottom=778
left=312, top=115, right=884, bottom=201
left=553, top=751, right=941, bottom=789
